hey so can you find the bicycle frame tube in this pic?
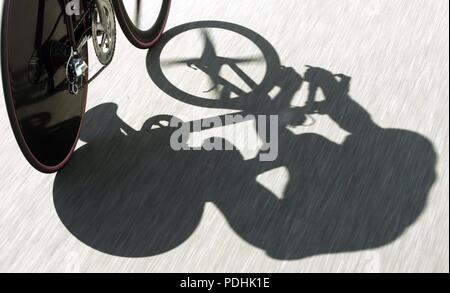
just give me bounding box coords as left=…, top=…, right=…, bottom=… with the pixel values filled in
left=63, top=0, right=78, bottom=48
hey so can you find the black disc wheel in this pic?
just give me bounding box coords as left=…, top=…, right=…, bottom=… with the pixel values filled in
left=1, top=0, right=88, bottom=173
left=113, top=0, right=171, bottom=49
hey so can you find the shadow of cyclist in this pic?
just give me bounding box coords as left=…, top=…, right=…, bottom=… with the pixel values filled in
left=53, top=21, right=437, bottom=259
left=53, top=69, right=436, bottom=259
left=208, top=66, right=437, bottom=259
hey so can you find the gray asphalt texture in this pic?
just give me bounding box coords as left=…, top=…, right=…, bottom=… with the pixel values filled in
left=0, top=0, right=448, bottom=272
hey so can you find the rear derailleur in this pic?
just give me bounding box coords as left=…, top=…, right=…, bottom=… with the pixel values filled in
left=66, top=50, right=88, bottom=95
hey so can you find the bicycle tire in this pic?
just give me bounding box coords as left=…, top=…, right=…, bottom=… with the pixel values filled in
left=1, top=0, right=88, bottom=173
left=113, top=0, right=171, bottom=49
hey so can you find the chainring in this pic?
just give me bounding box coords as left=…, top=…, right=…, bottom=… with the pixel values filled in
left=92, top=0, right=116, bottom=65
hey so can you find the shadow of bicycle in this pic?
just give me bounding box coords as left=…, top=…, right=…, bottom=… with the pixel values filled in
left=53, top=21, right=437, bottom=259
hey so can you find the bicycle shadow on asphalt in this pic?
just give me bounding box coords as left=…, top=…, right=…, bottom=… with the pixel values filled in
left=53, top=21, right=437, bottom=259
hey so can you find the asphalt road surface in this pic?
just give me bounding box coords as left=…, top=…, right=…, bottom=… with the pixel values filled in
left=0, top=0, right=448, bottom=273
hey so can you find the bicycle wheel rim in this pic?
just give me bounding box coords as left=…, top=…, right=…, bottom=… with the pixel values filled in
left=1, top=0, right=88, bottom=173
left=113, top=0, right=171, bottom=49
